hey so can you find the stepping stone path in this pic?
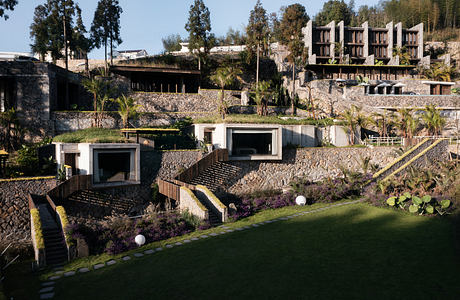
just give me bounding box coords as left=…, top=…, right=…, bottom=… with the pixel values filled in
left=209, top=233, right=218, bottom=236
left=78, top=268, right=90, bottom=273
left=40, top=293, right=55, bottom=299
left=54, top=271, right=64, bottom=275
left=144, top=249, right=155, bottom=254
left=39, top=281, right=55, bottom=299
left=155, top=247, right=163, bottom=251
left=42, top=282, right=55, bottom=287
left=63, top=271, right=75, bottom=277
left=107, top=260, right=117, bottom=266
left=174, top=242, right=183, bottom=246
left=191, top=237, right=199, bottom=241
left=133, top=253, right=144, bottom=257
left=165, top=244, right=173, bottom=248
left=93, top=263, right=105, bottom=270
left=49, top=276, right=60, bottom=281
left=39, top=287, right=54, bottom=293
left=183, top=239, right=191, bottom=243
left=200, top=235, right=209, bottom=238
left=122, top=256, right=131, bottom=261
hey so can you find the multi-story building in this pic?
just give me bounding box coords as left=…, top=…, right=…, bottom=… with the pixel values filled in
left=303, top=21, right=424, bottom=66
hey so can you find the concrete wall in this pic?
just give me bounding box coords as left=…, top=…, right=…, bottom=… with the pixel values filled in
left=227, top=147, right=396, bottom=195
left=179, top=187, right=208, bottom=220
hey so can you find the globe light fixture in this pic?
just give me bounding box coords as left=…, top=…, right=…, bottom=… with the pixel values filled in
left=135, top=234, right=146, bottom=247
left=295, top=195, right=307, bottom=206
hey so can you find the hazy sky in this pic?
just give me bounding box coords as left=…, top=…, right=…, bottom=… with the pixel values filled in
left=0, top=0, right=380, bottom=59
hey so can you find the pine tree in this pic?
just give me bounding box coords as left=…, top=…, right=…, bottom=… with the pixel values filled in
left=0, top=0, right=17, bottom=20
left=30, top=4, right=50, bottom=61
left=246, top=0, right=269, bottom=88
left=91, top=0, right=123, bottom=69
left=185, top=0, right=214, bottom=70
left=73, top=5, right=90, bottom=73
left=279, top=3, right=309, bottom=115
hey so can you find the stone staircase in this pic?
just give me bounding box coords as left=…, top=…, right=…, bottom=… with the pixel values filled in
left=188, top=162, right=241, bottom=193
left=36, top=200, right=67, bottom=266
left=194, top=190, right=221, bottom=225
left=67, top=190, right=135, bottom=211
left=373, top=138, right=449, bottom=182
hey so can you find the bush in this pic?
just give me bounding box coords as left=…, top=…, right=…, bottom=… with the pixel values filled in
left=66, top=211, right=203, bottom=255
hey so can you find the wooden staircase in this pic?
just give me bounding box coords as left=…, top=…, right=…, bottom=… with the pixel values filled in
left=188, top=162, right=241, bottom=193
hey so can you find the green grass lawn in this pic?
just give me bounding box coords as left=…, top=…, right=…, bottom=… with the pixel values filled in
left=53, top=128, right=127, bottom=143
left=40, top=203, right=460, bottom=300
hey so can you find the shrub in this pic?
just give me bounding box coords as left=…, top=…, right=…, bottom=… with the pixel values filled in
left=30, top=208, right=44, bottom=250
left=66, top=211, right=202, bottom=255
left=386, top=193, right=452, bottom=216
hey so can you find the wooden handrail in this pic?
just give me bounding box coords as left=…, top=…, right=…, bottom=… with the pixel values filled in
left=176, top=149, right=228, bottom=183
left=46, top=175, right=93, bottom=221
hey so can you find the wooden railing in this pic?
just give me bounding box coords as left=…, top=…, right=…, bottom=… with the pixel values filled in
left=158, top=149, right=228, bottom=202
left=46, top=175, right=93, bottom=220
left=176, top=149, right=228, bottom=183
left=157, top=179, right=195, bottom=202
left=47, top=175, right=93, bottom=202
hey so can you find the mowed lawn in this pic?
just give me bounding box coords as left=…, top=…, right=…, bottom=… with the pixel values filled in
left=50, top=203, right=459, bottom=299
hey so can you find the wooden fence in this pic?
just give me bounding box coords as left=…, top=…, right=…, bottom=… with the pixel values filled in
left=46, top=175, right=92, bottom=220
left=176, top=149, right=228, bottom=183
left=157, top=179, right=195, bottom=202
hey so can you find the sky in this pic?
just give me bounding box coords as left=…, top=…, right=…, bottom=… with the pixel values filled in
left=0, top=0, right=380, bottom=59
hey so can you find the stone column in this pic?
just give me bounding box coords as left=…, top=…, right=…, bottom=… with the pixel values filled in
left=410, top=23, right=424, bottom=59
left=362, top=21, right=369, bottom=58
left=327, top=20, right=336, bottom=60
left=303, top=20, right=316, bottom=64
left=395, top=22, right=403, bottom=48
left=386, top=21, right=394, bottom=62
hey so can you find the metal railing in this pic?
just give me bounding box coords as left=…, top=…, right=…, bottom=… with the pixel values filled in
left=364, top=136, right=403, bottom=146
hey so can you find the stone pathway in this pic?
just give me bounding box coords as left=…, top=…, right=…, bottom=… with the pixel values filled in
left=38, top=200, right=360, bottom=299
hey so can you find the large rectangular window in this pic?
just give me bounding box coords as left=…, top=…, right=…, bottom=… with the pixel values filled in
left=94, top=151, right=134, bottom=183
left=232, top=132, right=272, bottom=155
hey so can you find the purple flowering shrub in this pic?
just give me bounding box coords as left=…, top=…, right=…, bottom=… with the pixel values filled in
left=65, top=211, right=205, bottom=255
left=230, top=192, right=296, bottom=221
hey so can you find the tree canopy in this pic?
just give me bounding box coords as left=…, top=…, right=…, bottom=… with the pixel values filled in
left=279, top=3, right=309, bottom=64
left=315, top=0, right=353, bottom=26
left=0, top=0, right=17, bottom=20
left=246, top=0, right=269, bottom=55
left=90, top=0, right=123, bottom=66
left=185, top=0, right=214, bottom=70
left=29, top=0, right=77, bottom=63
left=162, top=34, right=182, bottom=53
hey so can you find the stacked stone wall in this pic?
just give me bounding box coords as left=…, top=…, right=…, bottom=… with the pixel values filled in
left=227, top=147, right=396, bottom=195
left=0, top=178, right=57, bottom=245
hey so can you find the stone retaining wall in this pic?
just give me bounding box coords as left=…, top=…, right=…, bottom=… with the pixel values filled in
left=227, top=147, right=396, bottom=195
left=132, top=89, right=241, bottom=113
left=0, top=178, right=58, bottom=244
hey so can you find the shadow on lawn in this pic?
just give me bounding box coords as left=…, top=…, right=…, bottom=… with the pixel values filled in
left=47, top=204, right=460, bottom=300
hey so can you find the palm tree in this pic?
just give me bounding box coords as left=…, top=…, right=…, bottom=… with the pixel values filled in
left=115, top=95, right=141, bottom=128
left=395, top=108, right=419, bottom=139
left=423, top=62, right=457, bottom=82
left=393, top=46, right=411, bottom=65
left=253, top=80, right=271, bottom=116
left=421, top=104, right=446, bottom=136
left=0, top=108, right=21, bottom=151
left=82, top=77, right=105, bottom=127
left=371, top=109, right=393, bottom=138
left=210, top=65, right=242, bottom=119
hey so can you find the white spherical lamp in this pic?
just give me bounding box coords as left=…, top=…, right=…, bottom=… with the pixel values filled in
left=295, top=195, right=307, bottom=206
left=135, top=234, right=146, bottom=247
